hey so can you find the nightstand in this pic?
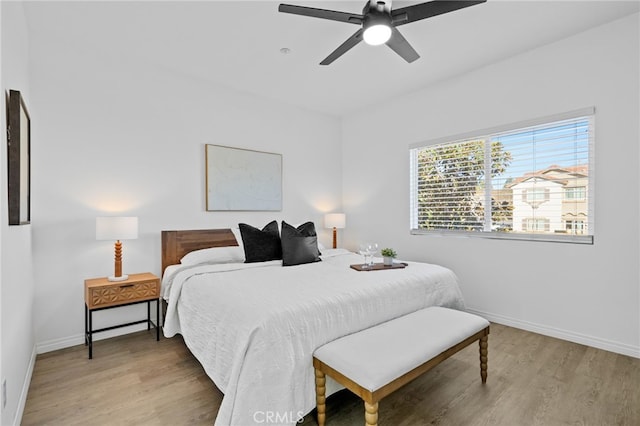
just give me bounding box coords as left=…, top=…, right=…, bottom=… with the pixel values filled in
left=84, top=272, right=160, bottom=359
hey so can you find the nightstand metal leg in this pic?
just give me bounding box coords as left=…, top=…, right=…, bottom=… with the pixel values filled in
left=147, top=301, right=151, bottom=331
left=84, top=304, right=88, bottom=346
left=156, top=298, right=160, bottom=341
left=88, top=308, right=93, bottom=359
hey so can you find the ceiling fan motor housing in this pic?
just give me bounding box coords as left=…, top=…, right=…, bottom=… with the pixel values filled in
left=364, top=8, right=392, bottom=28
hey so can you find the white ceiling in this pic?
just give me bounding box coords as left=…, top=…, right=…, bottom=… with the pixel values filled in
left=23, top=0, right=640, bottom=117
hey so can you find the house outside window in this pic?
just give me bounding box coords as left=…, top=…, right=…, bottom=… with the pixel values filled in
left=508, top=165, right=588, bottom=235
left=409, top=108, right=594, bottom=244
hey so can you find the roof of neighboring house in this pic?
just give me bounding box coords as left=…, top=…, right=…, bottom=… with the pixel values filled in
left=507, top=164, right=588, bottom=188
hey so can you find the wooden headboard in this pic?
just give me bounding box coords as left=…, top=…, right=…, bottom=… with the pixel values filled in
left=161, top=228, right=238, bottom=274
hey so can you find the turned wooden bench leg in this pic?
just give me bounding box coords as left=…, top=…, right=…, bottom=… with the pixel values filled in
left=315, top=368, right=326, bottom=426
left=364, top=400, right=378, bottom=426
left=479, top=334, right=488, bottom=383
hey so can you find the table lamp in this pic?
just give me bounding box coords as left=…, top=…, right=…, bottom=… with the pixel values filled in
left=96, top=216, right=138, bottom=281
left=324, top=213, right=346, bottom=249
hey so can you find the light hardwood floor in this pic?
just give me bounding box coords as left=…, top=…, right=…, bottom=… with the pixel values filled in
left=23, top=323, right=639, bottom=425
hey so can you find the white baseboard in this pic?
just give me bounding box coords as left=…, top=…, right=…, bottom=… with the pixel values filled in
left=36, top=323, right=149, bottom=354
left=13, top=344, right=36, bottom=426
left=467, top=307, right=640, bottom=359
left=37, top=334, right=83, bottom=354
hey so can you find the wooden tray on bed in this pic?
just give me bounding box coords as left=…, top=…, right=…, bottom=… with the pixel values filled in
left=350, top=262, right=408, bottom=271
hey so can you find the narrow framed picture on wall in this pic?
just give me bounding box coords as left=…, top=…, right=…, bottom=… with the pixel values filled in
left=7, top=89, right=31, bottom=225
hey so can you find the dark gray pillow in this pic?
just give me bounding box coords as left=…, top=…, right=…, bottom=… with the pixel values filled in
left=281, top=221, right=321, bottom=266
left=239, top=221, right=282, bottom=263
left=293, top=221, right=321, bottom=256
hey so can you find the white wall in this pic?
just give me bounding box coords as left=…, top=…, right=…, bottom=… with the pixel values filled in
left=1, top=2, right=37, bottom=424
left=28, top=31, right=343, bottom=352
left=342, top=14, right=639, bottom=357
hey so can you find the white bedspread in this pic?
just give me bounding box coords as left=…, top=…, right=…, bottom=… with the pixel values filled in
left=162, top=249, right=465, bottom=426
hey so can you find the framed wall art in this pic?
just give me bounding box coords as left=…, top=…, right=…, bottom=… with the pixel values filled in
left=7, top=89, right=31, bottom=225
left=206, top=144, right=282, bottom=211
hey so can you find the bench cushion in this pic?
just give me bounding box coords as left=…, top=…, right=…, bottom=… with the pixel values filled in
left=313, top=307, right=489, bottom=392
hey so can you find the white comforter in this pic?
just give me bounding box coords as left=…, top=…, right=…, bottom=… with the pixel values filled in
left=162, top=249, right=465, bottom=426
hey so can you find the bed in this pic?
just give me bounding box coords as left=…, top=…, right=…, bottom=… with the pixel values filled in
left=161, top=228, right=465, bottom=426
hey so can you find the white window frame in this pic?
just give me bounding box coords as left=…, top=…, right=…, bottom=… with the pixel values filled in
left=409, top=107, right=595, bottom=244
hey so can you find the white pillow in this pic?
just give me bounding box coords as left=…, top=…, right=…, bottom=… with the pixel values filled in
left=231, top=228, right=243, bottom=247
left=180, top=246, right=245, bottom=265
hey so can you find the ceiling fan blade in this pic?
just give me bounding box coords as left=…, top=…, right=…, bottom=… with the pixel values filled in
left=386, top=27, right=420, bottom=63
left=392, top=0, right=486, bottom=26
left=279, top=4, right=363, bottom=25
left=320, top=29, right=364, bottom=65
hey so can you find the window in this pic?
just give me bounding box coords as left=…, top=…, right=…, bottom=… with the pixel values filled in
left=565, top=220, right=586, bottom=234
left=523, top=218, right=550, bottom=232
left=410, top=108, right=594, bottom=243
left=564, top=187, right=586, bottom=200
left=524, top=188, right=548, bottom=203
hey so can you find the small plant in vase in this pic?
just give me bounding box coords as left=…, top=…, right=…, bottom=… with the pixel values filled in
left=380, top=248, right=397, bottom=266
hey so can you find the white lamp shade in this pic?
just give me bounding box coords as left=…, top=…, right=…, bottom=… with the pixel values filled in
left=325, top=213, right=346, bottom=229
left=96, top=217, right=139, bottom=240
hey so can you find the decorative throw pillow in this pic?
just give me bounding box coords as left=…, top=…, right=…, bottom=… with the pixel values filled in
left=239, top=221, right=282, bottom=263
left=287, top=222, right=323, bottom=254
left=281, top=221, right=322, bottom=266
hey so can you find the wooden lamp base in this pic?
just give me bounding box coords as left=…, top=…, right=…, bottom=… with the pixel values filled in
left=108, top=240, right=129, bottom=282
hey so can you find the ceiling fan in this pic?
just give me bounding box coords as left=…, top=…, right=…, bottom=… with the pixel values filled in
left=278, top=0, right=486, bottom=65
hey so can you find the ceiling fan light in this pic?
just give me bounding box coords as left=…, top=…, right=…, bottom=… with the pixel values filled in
left=363, top=24, right=391, bottom=46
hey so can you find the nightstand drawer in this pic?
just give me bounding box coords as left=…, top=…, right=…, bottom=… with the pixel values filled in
left=87, top=278, right=159, bottom=309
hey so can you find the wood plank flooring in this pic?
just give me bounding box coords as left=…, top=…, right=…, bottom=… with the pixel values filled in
left=22, top=324, right=639, bottom=425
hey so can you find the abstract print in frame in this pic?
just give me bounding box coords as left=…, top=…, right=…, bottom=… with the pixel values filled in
left=206, top=144, right=282, bottom=211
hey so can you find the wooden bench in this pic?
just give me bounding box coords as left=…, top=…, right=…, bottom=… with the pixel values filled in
left=312, top=307, right=490, bottom=426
